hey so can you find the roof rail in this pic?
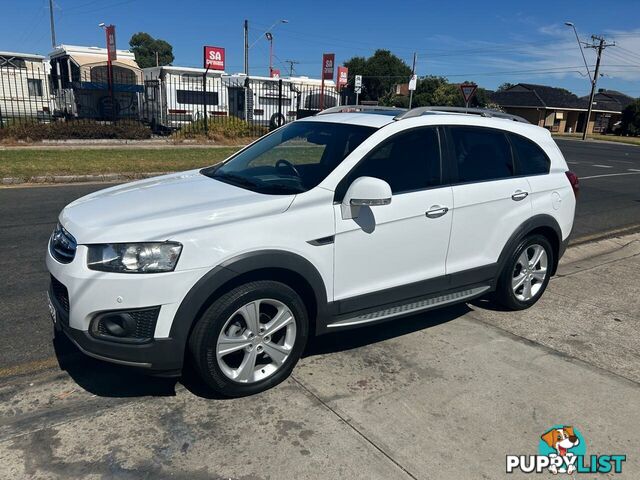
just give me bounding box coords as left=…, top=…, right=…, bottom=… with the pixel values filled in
left=316, top=105, right=406, bottom=115
left=394, top=106, right=530, bottom=124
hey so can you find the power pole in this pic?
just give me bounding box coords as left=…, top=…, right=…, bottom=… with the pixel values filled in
left=582, top=35, right=615, bottom=140
left=284, top=59, right=300, bottom=76
left=408, top=52, right=417, bottom=109
left=243, top=20, right=249, bottom=75
left=48, top=0, right=57, bottom=48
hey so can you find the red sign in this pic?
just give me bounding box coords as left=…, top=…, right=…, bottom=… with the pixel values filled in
left=460, top=82, right=478, bottom=105
left=204, top=46, right=225, bottom=71
left=322, top=53, right=335, bottom=80
left=270, top=69, right=281, bottom=79
left=337, top=66, right=348, bottom=90
left=105, top=25, right=117, bottom=62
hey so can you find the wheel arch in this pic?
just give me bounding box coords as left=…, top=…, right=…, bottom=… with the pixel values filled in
left=497, top=214, right=563, bottom=277
left=169, top=250, right=329, bottom=365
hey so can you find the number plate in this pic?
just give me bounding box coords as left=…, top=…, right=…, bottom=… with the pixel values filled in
left=47, top=292, right=57, bottom=325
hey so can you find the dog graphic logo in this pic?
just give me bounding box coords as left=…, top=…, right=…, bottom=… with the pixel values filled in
left=540, top=426, right=582, bottom=474
left=507, top=425, right=626, bottom=475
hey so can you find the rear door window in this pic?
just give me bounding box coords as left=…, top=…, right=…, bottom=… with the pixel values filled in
left=508, top=133, right=551, bottom=175
left=449, top=126, right=514, bottom=183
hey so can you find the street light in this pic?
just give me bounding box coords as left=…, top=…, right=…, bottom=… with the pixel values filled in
left=249, top=19, right=288, bottom=49
left=265, top=32, right=274, bottom=77
left=564, top=22, right=591, bottom=82
left=565, top=21, right=594, bottom=140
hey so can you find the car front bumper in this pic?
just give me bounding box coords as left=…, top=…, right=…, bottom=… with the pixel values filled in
left=46, top=244, right=208, bottom=374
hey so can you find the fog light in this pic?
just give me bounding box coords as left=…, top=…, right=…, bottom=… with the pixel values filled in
left=99, top=313, right=135, bottom=337
left=90, top=307, right=161, bottom=344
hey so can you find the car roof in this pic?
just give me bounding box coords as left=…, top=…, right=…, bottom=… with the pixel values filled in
left=299, top=112, right=397, bottom=128
left=301, top=110, right=551, bottom=142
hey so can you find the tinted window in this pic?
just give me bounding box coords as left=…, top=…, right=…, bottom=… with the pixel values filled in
left=176, top=90, right=219, bottom=105
left=450, top=127, right=514, bottom=182
left=203, top=122, right=376, bottom=195
left=342, top=128, right=441, bottom=195
left=509, top=133, right=551, bottom=175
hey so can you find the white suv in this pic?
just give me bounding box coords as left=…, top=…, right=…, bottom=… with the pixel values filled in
left=47, top=106, right=578, bottom=397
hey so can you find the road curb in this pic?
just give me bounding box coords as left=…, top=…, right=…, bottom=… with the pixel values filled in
left=1, top=172, right=172, bottom=185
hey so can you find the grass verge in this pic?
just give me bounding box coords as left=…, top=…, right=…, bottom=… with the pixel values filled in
left=0, top=147, right=242, bottom=179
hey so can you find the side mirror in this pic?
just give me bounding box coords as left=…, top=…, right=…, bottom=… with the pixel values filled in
left=341, top=176, right=392, bottom=220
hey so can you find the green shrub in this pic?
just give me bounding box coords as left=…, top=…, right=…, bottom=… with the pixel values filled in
left=0, top=120, right=152, bottom=141
left=175, top=116, right=268, bottom=140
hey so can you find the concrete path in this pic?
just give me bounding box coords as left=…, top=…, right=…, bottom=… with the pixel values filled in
left=0, top=234, right=638, bottom=479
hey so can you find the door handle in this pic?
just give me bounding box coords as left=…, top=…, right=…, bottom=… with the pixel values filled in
left=426, top=206, right=449, bottom=218
left=511, top=190, right=529, bottom=201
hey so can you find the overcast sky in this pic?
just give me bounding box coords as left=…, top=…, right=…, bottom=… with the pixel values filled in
left=2, top=0, right=639, bottom=96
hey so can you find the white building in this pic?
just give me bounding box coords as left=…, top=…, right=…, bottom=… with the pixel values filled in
left=0, top=51, right=52, bottom=123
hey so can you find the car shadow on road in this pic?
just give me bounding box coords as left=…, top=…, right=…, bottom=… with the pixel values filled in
left=53, top=331, right=178, bottom=398
left=53, top=302, right=471, bottom=399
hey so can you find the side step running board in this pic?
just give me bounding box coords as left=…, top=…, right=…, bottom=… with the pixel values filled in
left=327, top=286, right=490, bottom=329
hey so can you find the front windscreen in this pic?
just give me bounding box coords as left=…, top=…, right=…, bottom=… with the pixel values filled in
left=201, top=121, right=377, bottom=195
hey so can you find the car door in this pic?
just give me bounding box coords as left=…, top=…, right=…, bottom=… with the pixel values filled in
left=332, top=127, right=453, bottom=311
left=445, top=125, right=532, bottom=276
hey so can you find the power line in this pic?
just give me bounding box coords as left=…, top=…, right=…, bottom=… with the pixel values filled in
left=284, top=59, right=300, bottom=76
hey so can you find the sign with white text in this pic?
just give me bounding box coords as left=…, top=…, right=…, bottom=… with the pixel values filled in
left=204, top=46, right=225, bottom=70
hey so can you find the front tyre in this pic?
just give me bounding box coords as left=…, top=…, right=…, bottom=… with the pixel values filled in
left=494, top=234, right=554, bottom=311
left=188, top=280, right=308, bottom=397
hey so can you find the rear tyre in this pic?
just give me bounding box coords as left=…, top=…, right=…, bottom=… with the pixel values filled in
left=188, top=280, right=308, bottom=397
left=494, top=234, right=554, bottom=311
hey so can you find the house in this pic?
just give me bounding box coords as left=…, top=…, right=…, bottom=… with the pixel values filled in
left=0, top=51, right=51, bottom=123
left=49, top=44, right=143, bottom=120
left=491, top=83, right=631, bottom=134
left=581, top=89, right=635, bottom=133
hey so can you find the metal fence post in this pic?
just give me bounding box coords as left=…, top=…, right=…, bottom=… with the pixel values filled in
left=278, top=78, right=283, bottom=129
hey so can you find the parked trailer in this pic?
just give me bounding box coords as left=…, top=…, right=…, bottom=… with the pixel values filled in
left=142, top=66, right=228, bottom=131
left=289, top=76, right=339, bottom=118
left=49, top=45, right=144, bottom=120
left=223, top=74, right=299, bottom=128
left=0, top=51, right=52, bottom=124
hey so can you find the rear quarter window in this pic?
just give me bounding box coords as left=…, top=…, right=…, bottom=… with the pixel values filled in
left=509, top=133, right=551, bottom=175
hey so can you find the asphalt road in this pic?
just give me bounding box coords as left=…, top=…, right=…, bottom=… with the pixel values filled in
left=0, top=139, right=638, bottom=373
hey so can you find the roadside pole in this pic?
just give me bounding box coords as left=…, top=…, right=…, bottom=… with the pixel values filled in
left=244, top=20, right=249, bottom=75
left=355, top=75, right=362, bottom=105
left=203, top=66, right=210, bottom=136
left=583, top=35, right=614, bottom=140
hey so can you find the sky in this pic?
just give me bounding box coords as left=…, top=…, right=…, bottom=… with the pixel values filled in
left=2, top=0, right=639, bottom=97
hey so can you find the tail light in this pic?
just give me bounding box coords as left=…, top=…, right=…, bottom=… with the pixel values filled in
left=565, top=171, right=579, bottom=198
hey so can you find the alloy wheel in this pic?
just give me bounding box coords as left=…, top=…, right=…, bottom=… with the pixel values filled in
left=215, top=299, right=297, bottom=383
left=512, top=244, right=548, bottom=302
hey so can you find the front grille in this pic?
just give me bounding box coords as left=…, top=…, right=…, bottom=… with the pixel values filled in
left=95, top=307, right=160, bottom=341
left=50, top=275, right=70, bottom=314
left=49, top=223, right=77, bottom=264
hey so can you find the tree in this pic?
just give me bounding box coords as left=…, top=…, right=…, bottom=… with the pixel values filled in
left=129, top=32, right=174, bottom=68
left=621, top=98, right=640, bottom=136
left=344, top=50, right=411, bottom=102
left=497, top=82, right=515, bottom=92
left=388, top=75, right=491, bottom=108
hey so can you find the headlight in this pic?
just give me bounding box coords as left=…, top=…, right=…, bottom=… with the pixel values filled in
left=87, top=242, right=182, bottom=273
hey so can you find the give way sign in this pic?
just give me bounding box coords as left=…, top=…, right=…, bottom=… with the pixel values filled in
left=459, top=83, right=477, bottom=106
